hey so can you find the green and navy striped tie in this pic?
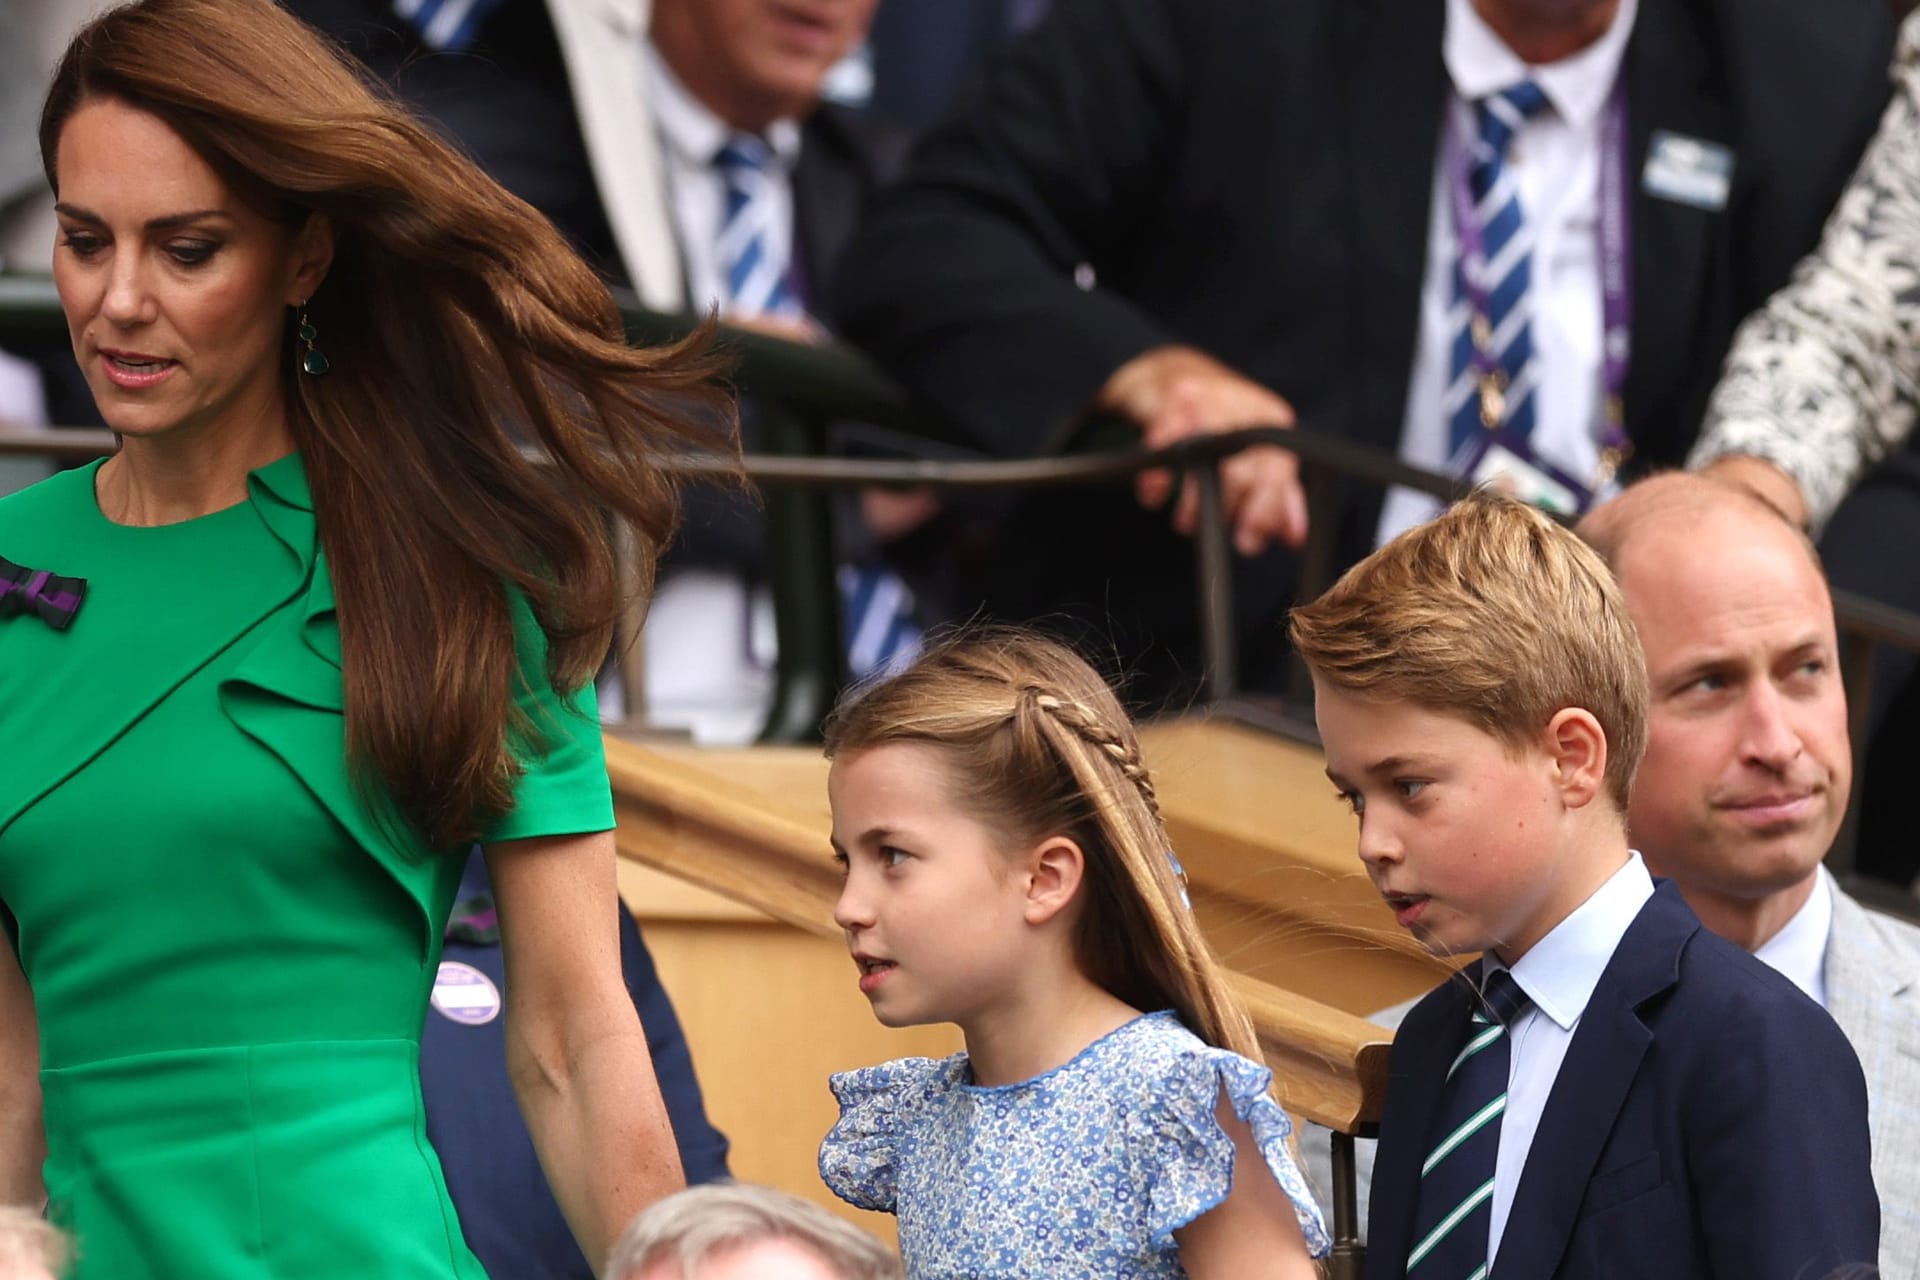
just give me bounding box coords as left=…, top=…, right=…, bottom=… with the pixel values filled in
left=1406, top=967, right=1532, bottom=1278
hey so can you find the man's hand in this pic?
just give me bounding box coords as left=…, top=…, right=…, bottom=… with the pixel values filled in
left=1696, top=454, right=1812, bottom=530
left=720, top=311, right=826, bottom=345
left=1097, top=345, right=1307, bottom=555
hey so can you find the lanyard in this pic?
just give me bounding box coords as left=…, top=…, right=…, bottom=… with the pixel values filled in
left=1448, top=79, right=1633, bottom=487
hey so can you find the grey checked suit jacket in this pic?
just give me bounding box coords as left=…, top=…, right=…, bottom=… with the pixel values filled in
left=1827, top=886, right=1920, bottom=1279
left=1307, top=881, right=1919, bottom=1278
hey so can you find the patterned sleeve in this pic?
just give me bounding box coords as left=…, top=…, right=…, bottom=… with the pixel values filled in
left=481, top=590, right=615, bottom=843
left=1133, top=1047, right=1333, bottom=1258
left=1691, top=11, right=1920, bottom=531
left=819, top=1057, right=948, bottom=1214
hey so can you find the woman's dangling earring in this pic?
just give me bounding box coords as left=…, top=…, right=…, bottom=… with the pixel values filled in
left=296, top=301, right=329, bottom=375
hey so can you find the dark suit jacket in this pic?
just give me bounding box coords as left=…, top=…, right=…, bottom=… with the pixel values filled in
left=285, top=0, right=914, bottom=564
left=669, top=102, right=917, bottom=570
left=833, top=0, right=1893, bottom=704
left=420, top=851, right=730, bottom=1280
left=1366, top=881, right=1878, bottom=1279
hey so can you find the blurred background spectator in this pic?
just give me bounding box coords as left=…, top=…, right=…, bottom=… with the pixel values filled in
left=602, top=1182, right=900, bottom=1280
left=0, top=1, right=114, bottom=503
left=291, top=0, right=927, bottom=743
left=862, top=0, right=1046, bottom=130
left=0, top=1206, right=68, bottom=1280
left=832, top=0, right=1894, bottom=708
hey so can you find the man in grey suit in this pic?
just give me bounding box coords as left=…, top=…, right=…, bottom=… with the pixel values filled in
left=1312, top=473, right=1919, bottom=1275
left=1584, top=474, right=1920, bottom=1275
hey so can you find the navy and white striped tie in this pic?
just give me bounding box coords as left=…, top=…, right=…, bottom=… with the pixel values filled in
left=1446, top=82, right=1550, bottom=459
left=1406, top=968, right=1532, bottom=1278
left=391, top=0, right=505, bottom=50
left=713, top=137, right=919, bottom=673
left=714, top=135, right=804, bottom=319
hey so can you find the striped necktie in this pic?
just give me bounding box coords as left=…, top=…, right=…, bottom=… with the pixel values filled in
left=1446, top=82, right=1550, bottom=460
left=1406, top=967, right=1533, bottom=1279
left=390, top=0, right=506, bottom=50
left=714, top=134, right=804, bottom=319
left=712, top=138, right=919, bottom=672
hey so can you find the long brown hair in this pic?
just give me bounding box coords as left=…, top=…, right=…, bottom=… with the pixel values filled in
left=41, top=0, right=737, bottom=849
left=823, top=627, right=1261, bottom=1062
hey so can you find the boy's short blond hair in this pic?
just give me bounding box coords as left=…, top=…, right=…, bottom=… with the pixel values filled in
left=1289, top=490, right=1648, bottom=810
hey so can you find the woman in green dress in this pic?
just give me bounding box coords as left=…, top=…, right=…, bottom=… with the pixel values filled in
left=0, top=0, right=735, bottom=1273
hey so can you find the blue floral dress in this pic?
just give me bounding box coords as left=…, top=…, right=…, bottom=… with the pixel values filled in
left=819, top=1011, right=1331, bottom=1277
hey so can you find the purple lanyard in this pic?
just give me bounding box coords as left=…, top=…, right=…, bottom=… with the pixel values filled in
left=1448, top=79, right=1633, bottom=483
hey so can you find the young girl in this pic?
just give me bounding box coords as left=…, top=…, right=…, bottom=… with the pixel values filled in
left=817, top=628, right=1330, bottom=1278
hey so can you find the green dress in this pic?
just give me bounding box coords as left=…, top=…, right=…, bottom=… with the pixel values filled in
left=0, top=454, right=615, bottom=1278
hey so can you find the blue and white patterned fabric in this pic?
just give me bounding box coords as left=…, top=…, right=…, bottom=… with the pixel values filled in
left=820, top=1011, right=1331, bottom=1278
left=714, top=134, right=805, bottom=319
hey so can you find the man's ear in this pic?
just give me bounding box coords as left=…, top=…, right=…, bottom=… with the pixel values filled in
left=285, top=211, right=335, bottom=305
left=1544, top=707, right=1608, bottom=810
left=1023, top=836, right=1086, bottom=926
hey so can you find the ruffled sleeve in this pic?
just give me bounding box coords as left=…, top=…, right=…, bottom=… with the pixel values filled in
left=818, top=1055, right=955, bottom=1213
left=1132, top=1045, right=1332, bottom=1258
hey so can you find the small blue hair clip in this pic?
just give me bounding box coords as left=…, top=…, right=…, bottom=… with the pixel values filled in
left=1166, top=849, right=1192, bottom=910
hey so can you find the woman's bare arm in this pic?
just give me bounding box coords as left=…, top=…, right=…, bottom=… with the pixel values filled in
left=484, top=831, right=682, bottom=1267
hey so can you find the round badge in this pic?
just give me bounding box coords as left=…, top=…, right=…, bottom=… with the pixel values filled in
left=430, top=960, right=502, bottom=1026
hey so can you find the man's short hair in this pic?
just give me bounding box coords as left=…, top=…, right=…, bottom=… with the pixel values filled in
left=1289, top=489, right=1649, bottom=809
left=602, top=1183, right=900, bottom=1280
left=0, top=1204, right=70, bottom=1277
left=1576, top=468, right=1821, bottom=575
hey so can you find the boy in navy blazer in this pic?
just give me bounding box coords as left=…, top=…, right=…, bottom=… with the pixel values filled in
left=1290, top=491, right=1877, bottom=1279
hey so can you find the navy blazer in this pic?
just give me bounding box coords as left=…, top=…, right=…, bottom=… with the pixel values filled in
left=420, top=851, right=730, bottom=1280
left=1366, top=881, right=1878, bottom=1280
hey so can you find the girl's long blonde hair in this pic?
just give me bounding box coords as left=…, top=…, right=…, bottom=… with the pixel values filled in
left=824, top=627, right=1260, bottom=1061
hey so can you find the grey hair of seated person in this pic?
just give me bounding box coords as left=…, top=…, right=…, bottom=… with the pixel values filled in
left=601, top=1183, right=900, bottom=1280
left=0, top=1204, right=70, bottom=1277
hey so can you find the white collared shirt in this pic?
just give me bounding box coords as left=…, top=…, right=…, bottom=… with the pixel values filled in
left=1378, top=0, right=1640, bottom=543
left=1487, top=851, right=1656, bottom=1262
left=640, top=43, right=804, bottom=314
left=1753, top=865, right=1835, bottom=1008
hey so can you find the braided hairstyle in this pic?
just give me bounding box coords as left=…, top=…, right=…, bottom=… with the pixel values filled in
left=823, top=626, right=1261, bottom=1062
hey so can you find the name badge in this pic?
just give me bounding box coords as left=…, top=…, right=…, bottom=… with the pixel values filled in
left=430, top=960, right=503, bottom=1026
left=1643, top=131, right=1734, bottom=212
left=1457, top=434, right=1589, bottom=515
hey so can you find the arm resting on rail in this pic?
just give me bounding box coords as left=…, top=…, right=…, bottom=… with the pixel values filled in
left=1691, top=14, right=1920, bottom=531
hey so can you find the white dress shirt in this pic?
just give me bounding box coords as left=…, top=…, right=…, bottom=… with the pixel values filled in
left=1753, top=864, right=1836, bottom=1008
left=1378, top=0, right=1639, bottom=543
left=641, top=43, right=803, bottom=315
left=1488, top=851, right=1656, bottom=1263
left=634, top=46, right=804, bottom=744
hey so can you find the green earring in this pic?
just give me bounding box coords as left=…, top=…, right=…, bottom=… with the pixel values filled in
left=297, top=302, right=329, bottom=376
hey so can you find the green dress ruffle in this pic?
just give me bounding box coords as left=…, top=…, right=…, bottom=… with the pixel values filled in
left=0, top=454, right=615, bottom=1278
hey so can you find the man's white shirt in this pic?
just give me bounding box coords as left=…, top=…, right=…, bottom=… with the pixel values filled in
left=1379, top=0, right=1639, bottom=542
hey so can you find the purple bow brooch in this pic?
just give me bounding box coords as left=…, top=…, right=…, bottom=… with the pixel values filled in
left=0, top=555, right=86, bottom=631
